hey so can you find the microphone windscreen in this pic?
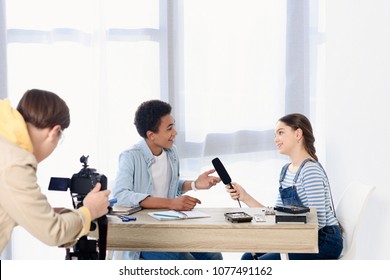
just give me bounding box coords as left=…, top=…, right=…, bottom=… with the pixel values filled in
left=212, top=157, right=232, bottom=185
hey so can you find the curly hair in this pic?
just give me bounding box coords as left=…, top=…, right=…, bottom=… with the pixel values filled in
left=134, top=99, right=172, bottom=138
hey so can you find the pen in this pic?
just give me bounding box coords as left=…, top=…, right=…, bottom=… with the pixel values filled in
left=119, top=215, right=136, bottom=222
left=153, top=213, right=181, bottom=218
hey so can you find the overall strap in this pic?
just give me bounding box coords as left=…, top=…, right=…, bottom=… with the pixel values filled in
left=316, top=161, right=337, bottom=218
left=279, top=163, right=290, bottom=183
left=280, top=159, right=338, bottom=218
left=292, top=158, right=315, bottom=184
left=279, top=158, right=315, bottom=184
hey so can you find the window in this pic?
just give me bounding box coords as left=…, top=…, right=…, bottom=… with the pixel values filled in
left=171, top=0, right=312, bottom=159
left=5, top=0, right=165, bottom=178
left=180, top=0, right=286, bottom=141
left=2, top=0, right=323, bottom=259
left=4, top=0, right=317, bottom=194
left=4, top=0, right=318, bottom=176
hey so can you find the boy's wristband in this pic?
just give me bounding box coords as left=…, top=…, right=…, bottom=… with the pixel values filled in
left=191, top=180, right=199, bottom=191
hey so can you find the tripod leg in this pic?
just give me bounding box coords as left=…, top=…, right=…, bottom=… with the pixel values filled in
left=65, top=248, right=71, bottom=260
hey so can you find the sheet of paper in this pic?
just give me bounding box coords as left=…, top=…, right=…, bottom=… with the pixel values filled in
left=148, top=210, right=210, bottom=220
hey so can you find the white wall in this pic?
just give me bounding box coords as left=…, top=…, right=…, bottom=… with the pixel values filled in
left=325, top=0, right=390, bottom=259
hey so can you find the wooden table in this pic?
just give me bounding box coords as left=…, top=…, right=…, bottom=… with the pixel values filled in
left=105, top=207, right=318, bottom=254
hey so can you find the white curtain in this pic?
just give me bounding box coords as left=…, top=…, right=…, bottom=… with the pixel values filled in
left=0, top=0, right=11, bottom=260
left=0, top=0, right=7, bottom=99
left=1, top=0, right=324, bottom=259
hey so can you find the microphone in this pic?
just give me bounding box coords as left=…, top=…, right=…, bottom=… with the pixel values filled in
left=212, top=157, right=241, bottom=207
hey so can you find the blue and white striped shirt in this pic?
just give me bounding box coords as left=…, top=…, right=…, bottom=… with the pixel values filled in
left=275, top=161, right=338, bottom=229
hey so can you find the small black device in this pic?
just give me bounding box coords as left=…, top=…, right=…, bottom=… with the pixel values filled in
left=274, top=205, right=310, bottom=214
left=48, top=155, right=108, bottom=260
left=275, top=214, right=307, bottom=223
left=224, top=211, right=252, bottom=223
left=212, top=157, right=242, bottom=207
left=274, top=205, right=309, bottom=224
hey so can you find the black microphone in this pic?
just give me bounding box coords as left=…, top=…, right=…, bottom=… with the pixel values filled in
left=212, top=157, right=241, bottom=207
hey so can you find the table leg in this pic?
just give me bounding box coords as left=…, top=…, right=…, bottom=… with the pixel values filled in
left=280, top=253, right=289, bottom=260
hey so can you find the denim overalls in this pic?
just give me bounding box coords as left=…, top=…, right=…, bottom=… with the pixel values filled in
left=278, top=158, right=313, bottom=207
left=243, top=159, right=343, bottom=260
left=278, top=158, right=343, bottom=259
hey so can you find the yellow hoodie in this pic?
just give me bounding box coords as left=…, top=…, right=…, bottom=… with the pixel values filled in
left=0, top=99, right=33, bottom=153
left=0, top=98, right=92, bottom=253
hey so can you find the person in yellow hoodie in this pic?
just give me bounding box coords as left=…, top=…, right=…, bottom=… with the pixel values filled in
left=0, top=89, right=110, bottom=255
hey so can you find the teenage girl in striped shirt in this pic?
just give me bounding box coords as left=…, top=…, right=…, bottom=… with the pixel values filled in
left=226, top=113, right=343, bottom=260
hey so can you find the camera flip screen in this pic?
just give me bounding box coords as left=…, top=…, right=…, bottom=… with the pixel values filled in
left=48, top=177, right=70, bottom=191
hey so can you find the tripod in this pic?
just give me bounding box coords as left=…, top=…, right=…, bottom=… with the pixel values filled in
left=65, top=215, right=107, bottom=260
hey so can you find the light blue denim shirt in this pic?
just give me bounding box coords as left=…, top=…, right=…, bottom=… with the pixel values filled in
left=111, top=139, right=185, bottom=260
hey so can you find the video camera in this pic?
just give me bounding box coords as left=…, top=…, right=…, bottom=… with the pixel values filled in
left=49, top=155, right=107, bottom=204
left=48, top=155, right=108, bottom=260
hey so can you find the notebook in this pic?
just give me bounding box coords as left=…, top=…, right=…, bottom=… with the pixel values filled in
left=110, top=205, right=142, bottom=216
left=148, top=209, right=211, bottom=220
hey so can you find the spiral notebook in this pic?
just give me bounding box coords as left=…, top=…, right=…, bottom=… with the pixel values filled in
left=148, top=210, right=210, bottom=220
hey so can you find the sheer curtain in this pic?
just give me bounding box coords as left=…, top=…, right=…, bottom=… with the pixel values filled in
left=0, top=0, right=6, bottom=100
left=0, top=0, right=11, bottom=260
left=171, top=0, right=324, bottom=208
left=1, top=0, right=324, bottom=259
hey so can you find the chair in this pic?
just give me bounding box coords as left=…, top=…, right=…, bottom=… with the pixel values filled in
left=336, top=181, right=375, bottom=259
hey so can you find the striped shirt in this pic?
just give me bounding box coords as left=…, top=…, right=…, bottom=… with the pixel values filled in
left=275, top=161, right=338, bottom=229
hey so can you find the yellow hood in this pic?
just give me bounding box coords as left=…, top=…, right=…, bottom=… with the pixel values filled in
left=0, top=99, right=33, bottom=152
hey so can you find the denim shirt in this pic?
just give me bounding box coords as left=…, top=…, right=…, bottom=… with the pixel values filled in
left=111, top=139, right=184, bottom=260
left=112, top=139, right=185, bottom=207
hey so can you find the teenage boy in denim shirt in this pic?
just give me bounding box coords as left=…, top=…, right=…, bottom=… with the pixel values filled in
left=112, top=99, right=222, bottom=260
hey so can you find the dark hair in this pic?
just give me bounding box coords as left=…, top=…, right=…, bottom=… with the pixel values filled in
left=279, top=113, right=318, bottom=161
left=134, top=99, right=172, bottom=138
left=16, top=89, right=70, bottom=130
